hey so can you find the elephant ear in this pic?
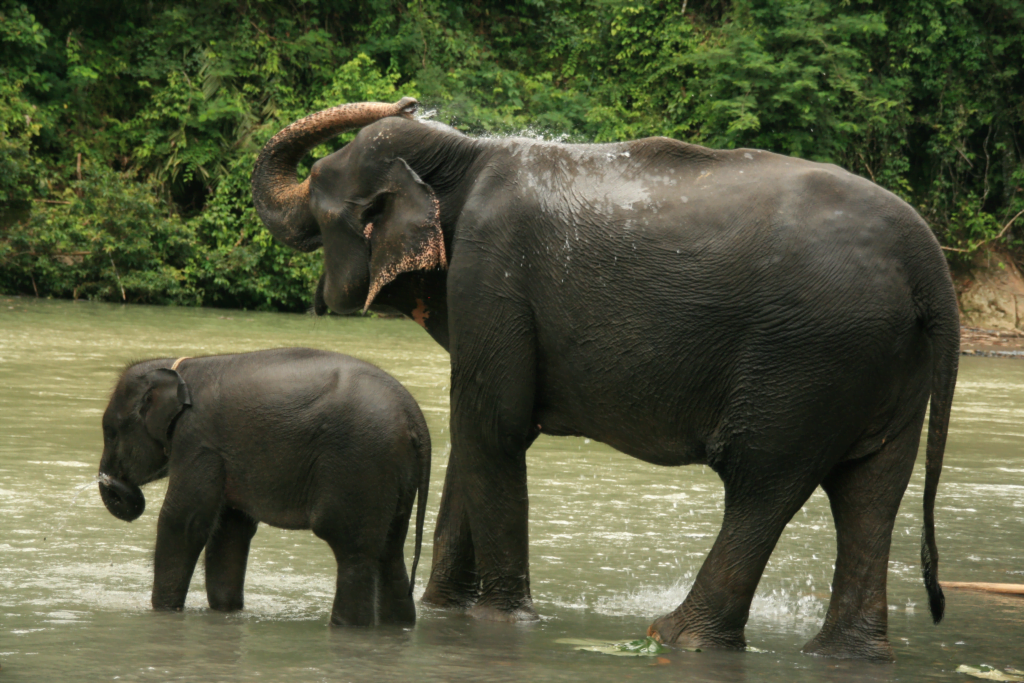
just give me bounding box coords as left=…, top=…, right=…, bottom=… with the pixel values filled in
left=362, top=158, right=448, bottom=311
left=141, top=368, right=192, bottom=445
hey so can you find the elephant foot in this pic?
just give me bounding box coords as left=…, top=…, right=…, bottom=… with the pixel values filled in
left=152, top=605, right=185, bottom=612
left=647, top=611, right=745, bottom=651
left=151, top=594, right=186, bottom=612
left=468, top=601, right=540, bottom=623
left=420, top=581, right=478, bottom=611
left=802, top=632, right=895, bottom=662
left=329, top=614, right=370, bottom=627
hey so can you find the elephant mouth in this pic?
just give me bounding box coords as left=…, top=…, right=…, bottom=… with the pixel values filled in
left=98, top=473, right=146, bottom=522
left=313, top=274, right=329, bottom=316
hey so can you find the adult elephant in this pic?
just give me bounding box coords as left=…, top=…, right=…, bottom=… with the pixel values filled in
left=252, top=98, right=958, bottom=660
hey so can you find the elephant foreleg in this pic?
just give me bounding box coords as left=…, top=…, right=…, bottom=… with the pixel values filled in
left=421, top=449, right=480, bottom=610
left=802, top=407, right=925, bottom=661
left=152, top=501, right=219, bottom=611
left=204, top=507, right=259, bottom=611
left=460, top=426, right=536, bottom=623
left=443, top=305, right=539, bottom=622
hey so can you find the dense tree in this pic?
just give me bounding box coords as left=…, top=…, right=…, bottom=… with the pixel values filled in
left=2, top=0, right=1022, bottom=310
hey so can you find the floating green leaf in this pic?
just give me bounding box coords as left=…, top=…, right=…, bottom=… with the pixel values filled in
left=556, top=637, right=682, bottom=657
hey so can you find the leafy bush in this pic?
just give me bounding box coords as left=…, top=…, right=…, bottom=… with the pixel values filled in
left=0, top=164, right=197, bottom=303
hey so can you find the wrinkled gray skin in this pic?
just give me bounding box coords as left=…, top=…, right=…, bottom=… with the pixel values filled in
left=97, top=348, right=430, bottom=626
left=251, top=99, right=959, bottom=660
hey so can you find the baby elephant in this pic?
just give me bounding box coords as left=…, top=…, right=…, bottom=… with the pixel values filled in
left=97, top=348, right=430, bottom=626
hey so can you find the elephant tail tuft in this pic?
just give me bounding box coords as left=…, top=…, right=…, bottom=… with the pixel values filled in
left=921, top=526, right=944, bottom=623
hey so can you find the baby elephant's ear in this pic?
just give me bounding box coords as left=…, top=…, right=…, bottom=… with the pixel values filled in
left=362, top=158, right=447, bottom=311
left=142, top=368, right=191, bottom=445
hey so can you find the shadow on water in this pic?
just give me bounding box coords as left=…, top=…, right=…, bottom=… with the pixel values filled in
left=1, top=298, right=1022, bottom=681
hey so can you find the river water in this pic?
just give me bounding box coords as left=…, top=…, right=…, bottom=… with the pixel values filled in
left=1, top=297, right=1021, bottom=682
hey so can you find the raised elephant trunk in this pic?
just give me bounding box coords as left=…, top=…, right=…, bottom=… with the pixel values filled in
left=98, top=473, right=146, bottom=522
left=251, top=97, right=419, bottom=252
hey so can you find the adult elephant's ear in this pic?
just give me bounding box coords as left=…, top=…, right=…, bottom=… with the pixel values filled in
left=141, top=368, right=192, bottom=446
left=362, top=158, right=448, bottom=311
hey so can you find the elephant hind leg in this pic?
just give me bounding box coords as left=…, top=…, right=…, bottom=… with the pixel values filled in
left=802, top=407, right=926, bottom=661
left=326, top=551, right=380, bottom=626
left=649, top=467, right=821, bottom=650
left=313, top=507, right=389, bottom=627
left=205, top=507, right=259, bottom=611
left=375, top=506, right=416, bottom=624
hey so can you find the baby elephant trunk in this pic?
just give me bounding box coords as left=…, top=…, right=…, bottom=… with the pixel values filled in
left=98, top=473, right=146, bottom=522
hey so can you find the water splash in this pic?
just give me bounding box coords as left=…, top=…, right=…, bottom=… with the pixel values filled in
left=585, top=578, right=825, bottom=630
left=477, top=127, right=579, bottom=144
left=410, top=104, right=587, bottom=143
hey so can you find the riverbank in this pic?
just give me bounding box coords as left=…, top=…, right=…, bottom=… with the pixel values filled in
left=953, top=250, right=1024, bottom=357
left=959, top=326, right=1024, bottom=358
left=6, top=294, right=1024, bottom=358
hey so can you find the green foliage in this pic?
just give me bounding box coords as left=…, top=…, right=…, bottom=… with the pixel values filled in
left=184, top=143, right=324, bottom=311
left=0, top=164, right=197, bottom=303
left=0, top=1, right=51, bottom=205
left=2, top=0, right=1023, bottom=308
left=0, top=79, right=43, bottom=204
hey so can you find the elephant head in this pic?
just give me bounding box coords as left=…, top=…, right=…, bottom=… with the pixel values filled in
left=98, top=365, right=191, bottom=522
left=251, top=97, right=455, bottom=316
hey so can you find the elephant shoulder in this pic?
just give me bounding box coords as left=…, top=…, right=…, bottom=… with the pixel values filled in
left=455, top=162, right=536, bottom=237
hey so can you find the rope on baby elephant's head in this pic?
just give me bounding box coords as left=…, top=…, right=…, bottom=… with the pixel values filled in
left=170, top=357, right=191, bottom=371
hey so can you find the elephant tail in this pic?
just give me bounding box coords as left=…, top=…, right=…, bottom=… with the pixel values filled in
left=921, top=294, right=959, bottom=625
left=408, top=418, right=431, bottom=597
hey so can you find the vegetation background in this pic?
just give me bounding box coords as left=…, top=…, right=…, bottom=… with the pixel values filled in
left=2, top=0, right=1022, bottom=311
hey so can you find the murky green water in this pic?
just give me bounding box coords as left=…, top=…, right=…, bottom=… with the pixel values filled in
left=1, top=297, right=1022, bottom=682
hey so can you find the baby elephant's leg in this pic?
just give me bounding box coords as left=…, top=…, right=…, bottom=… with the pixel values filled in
left=205, top=507, right=259, bottom=611
left=314, top=515, right=384, bottom=626
left=326, top=548, right=380, bottom=626
left=312, top=478, right=392, bottom=625
left=153, top=495, right=220, bottom=610
left=376, top=513, right=416, bottom=624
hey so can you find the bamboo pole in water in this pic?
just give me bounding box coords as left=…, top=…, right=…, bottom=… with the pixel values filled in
left=941, top=581, right=1024, bottom=596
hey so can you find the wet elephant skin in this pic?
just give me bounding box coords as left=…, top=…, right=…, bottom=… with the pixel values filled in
left=252, top=100, right=959, bottom=660
left=97, top=347, right=430, bottom=626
